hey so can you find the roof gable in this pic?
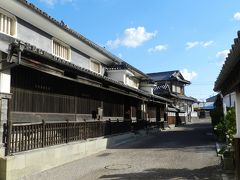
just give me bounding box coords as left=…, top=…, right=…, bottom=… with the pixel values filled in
left=147, top=70, right=178, bottom=81
left=147, top=70, right=190, bottom=84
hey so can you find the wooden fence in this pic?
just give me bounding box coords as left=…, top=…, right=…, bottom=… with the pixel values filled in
left=4, top=119, right=135, bottom=155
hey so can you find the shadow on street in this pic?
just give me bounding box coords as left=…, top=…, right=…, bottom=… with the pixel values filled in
left=111, top=119, right=216, bottom=151
left=99, top=165, right=221, bottom=180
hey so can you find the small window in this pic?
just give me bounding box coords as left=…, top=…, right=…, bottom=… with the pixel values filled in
left=172, top=85, right=176, bottom=92
left=176, top=86, right=181, bottom=93
left=90, top=60, right=101, bottom=74
left=52, top=39, right=71, bottom=60
left=0, top=10, right=16, bottom=36
left=125, top=75, right=129, bottom=84
left=125, top=75, right=138, bottom=88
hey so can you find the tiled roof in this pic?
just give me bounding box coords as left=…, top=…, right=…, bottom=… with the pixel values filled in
left=148, top=70, right=178, bottom=81
left=147, top=70, right=190, bottom=84
left=214, top=31, right=240, bottom=94
left=106, top=63, right=149, bottom=79
left=17, top=0, right=150, bottom=78
left=177, top=95, right=197, bottom=102
left=8, top=40, right=171, bottom=103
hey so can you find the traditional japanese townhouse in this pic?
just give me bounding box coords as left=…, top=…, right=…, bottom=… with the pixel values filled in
left=148, top=70, right=196, bottom=126
left=106, top=64, right=167, bottom=123
left=0, top=1, right=171, bottom=179
left=214, top=31, right=240, bottom=180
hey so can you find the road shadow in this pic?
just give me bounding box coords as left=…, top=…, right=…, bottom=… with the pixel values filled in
left=109, top=122, right=216, bottom=151
left=176, top=120, right=213, bottom=130
left=100, top=165, right=222, bottom=180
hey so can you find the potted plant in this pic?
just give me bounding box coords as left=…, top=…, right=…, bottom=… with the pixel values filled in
left=220, top=146, right=234, bottom=170
left=215, top=108, right=236, bottom=170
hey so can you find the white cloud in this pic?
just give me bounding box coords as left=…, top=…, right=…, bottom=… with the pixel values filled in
left=180, top=69, right=197, bottom=81
left=148, top=44, right=168, bottom=53
left=186, top=41, right=199, bottom=50
left=202, top=40, right=214, bottom=47
left=216, top=50, right=229, bottom=59
left=185, top=40, right=214, bottom=50
left=216, top=49, right=229, bottom=65
left=106, top=27, right=157, bottom=48
left=234, top=12, right=240, bottom=21
left=39, top=0, right=73, bottom=6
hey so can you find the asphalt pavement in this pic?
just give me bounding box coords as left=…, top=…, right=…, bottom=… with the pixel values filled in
left=25, top=118, right=224, bottom=180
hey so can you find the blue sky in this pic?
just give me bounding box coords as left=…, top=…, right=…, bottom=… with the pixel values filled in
left=28, top=0, right=240, bottom=101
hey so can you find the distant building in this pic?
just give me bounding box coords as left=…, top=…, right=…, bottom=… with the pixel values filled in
left=148, top=70, right=197, bottom=126
left=206, top=95, right=218, bottom=103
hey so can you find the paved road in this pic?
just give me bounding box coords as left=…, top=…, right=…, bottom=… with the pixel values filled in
left=27, top=118, right=222, bottom=180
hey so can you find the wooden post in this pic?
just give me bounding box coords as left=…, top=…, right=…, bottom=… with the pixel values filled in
left=42, top=120, right=46, bottom=148
left=109, top=118, right=111, bottom=135
left=5, top=94, right=12, bottom=156
left=98, top=120, right=101, bottom=137
left=6, top=120, right=12, bottom=156
left=84, top=119, right=86, bottom=140
left=117, top=118, right=119, bottom=133
left=66, top=119, right=69, bottom=143
left=234, top=138, right=240, bottom=180
left=0, top=93, right=11, bottom=157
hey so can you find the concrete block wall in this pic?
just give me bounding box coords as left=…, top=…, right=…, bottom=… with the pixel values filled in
left=0, top=132, right=135, bottom=180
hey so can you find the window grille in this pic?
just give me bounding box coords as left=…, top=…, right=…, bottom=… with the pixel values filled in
left=0, top=12, right=16, bottom=36
left=52, top=40, right=70, bottom=60
left=90, top=61, right=101, bottom=74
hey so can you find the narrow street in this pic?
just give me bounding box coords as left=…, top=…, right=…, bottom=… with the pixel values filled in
left=26, top=118, right=222, bottom=180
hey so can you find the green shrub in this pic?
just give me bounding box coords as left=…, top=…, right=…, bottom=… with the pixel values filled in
left=214, top=117, right=226, bottom=142
left=214, top=107, right=236, bottom=146
left=225, top=108, right=236, bottom=146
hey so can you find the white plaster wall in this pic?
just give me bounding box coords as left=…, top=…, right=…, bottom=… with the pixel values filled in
left=140, top=86, right=153, bottom=94
left=107, top=69, right=140, bottom=89
left=191, top=112, right=198, bottom=117
left=140, top=83, right=156, bottom=95
left=0, top=71, right=10, bottom=94
left=71, top=50, right=90, bottom=70
left=235, top=91, right=240, bottom=138
left=17, top=20, right=94, bottom=72
left=107, top=70, right=125, bottom=83
left=126, top=77, right=139, bottom=89
left=223, top=92, right=236, bottom=108
left=233, top=92, right=237, bottom=107
left=17, top=19, right=52, bottom=53
left=179, top=113, right=187, bottom=117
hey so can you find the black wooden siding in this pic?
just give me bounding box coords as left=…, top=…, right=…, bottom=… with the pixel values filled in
left=10, top=66, right=125, bottom=117
left=147, top=105, right=157, bottom=119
